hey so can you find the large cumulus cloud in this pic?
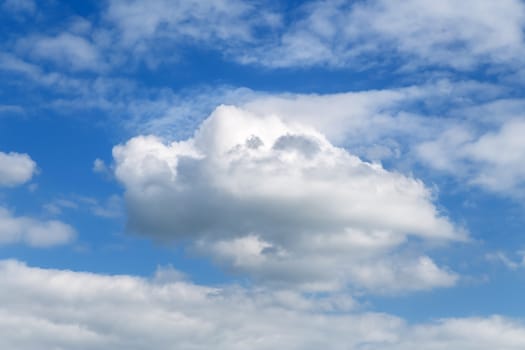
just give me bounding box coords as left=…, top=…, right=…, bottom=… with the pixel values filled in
left=113, top=105, right=465, bottom=292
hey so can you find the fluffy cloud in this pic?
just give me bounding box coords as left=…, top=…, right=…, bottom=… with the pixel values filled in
left=0, top=151, right=37, bottom=187
left=236, top=83, right=525, bottom=197
left=103, top=0, right=279, bottom=67
left=0, top=207, right=75, bottom=247
left=0, top=149, right=75, bottom=247
left=113, top=105, right=464, bottom=292
left=417, top=118, right=525, bottom=196
left=241, top=0, right=525, bottom=70
left=0, top=259, right=524, bottom=350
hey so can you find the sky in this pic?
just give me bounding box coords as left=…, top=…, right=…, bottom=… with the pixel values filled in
left=1, top=0, right=525, bottom=348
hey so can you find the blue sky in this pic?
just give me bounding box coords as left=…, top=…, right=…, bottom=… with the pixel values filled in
left=2, top=0, right=525, bottom=348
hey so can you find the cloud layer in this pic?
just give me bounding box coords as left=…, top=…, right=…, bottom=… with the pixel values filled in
left=1, top=259, right=525, bottom=350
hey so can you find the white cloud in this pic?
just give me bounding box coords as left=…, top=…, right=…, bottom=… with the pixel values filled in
left=106, top=0, right=264, bottom=43
left=103, top=0, right=280, bottom=67
left=5, top=0, right=525, bottom=75
left=240, top=0, right=525, bottom=70
left=233, top=82, right=525, bottom=197
left=0, top=151, right=37, bottom=187
left=4, top=53, right=516, bottom=199
left=0, top=51, right=105, bottom=97
left=390, top=316, right=525, bottom=350
left=113, top=104, right=464, bottom=292
left=0, top=207, right=75, bottom=247
left=18, top=33, right=103, bottom=72
left=5, top=37, right=521, bottom=198
left=417, top=118, right=525, bottom=196
left=0, top=259, right=524, bottom=350
left=116, top=79, right=500, bottom=157
left=215, top=80, right=501, bottom=166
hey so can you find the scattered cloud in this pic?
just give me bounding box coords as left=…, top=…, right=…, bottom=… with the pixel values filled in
left=234, top=82, right=525, bottom=198
left=5, top=46, right=523, bottom=199
left=44, top=195, right=123, bottom=220
left=239, top=0, right=525, bottom=70
left=0, top=207, right=75, bottom=247
left=417, top=118, right=525, bottom=196
left=17, top=33, right=103, bottom=72
left=0, top=151, right=37, bottom=187
left=239, top=80, right=503, bottom=155
left=0, top=1, right=524, bottom=347
left=3, top=0, right=525, bottom=76
left=92, top=158, right=109, bottom=176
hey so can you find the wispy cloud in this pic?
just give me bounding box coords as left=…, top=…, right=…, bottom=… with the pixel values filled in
left=239, top=0, right=525, bottom=71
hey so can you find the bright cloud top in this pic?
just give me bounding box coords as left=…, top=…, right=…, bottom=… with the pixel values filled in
left=113, top=105, right=464, bottom=292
